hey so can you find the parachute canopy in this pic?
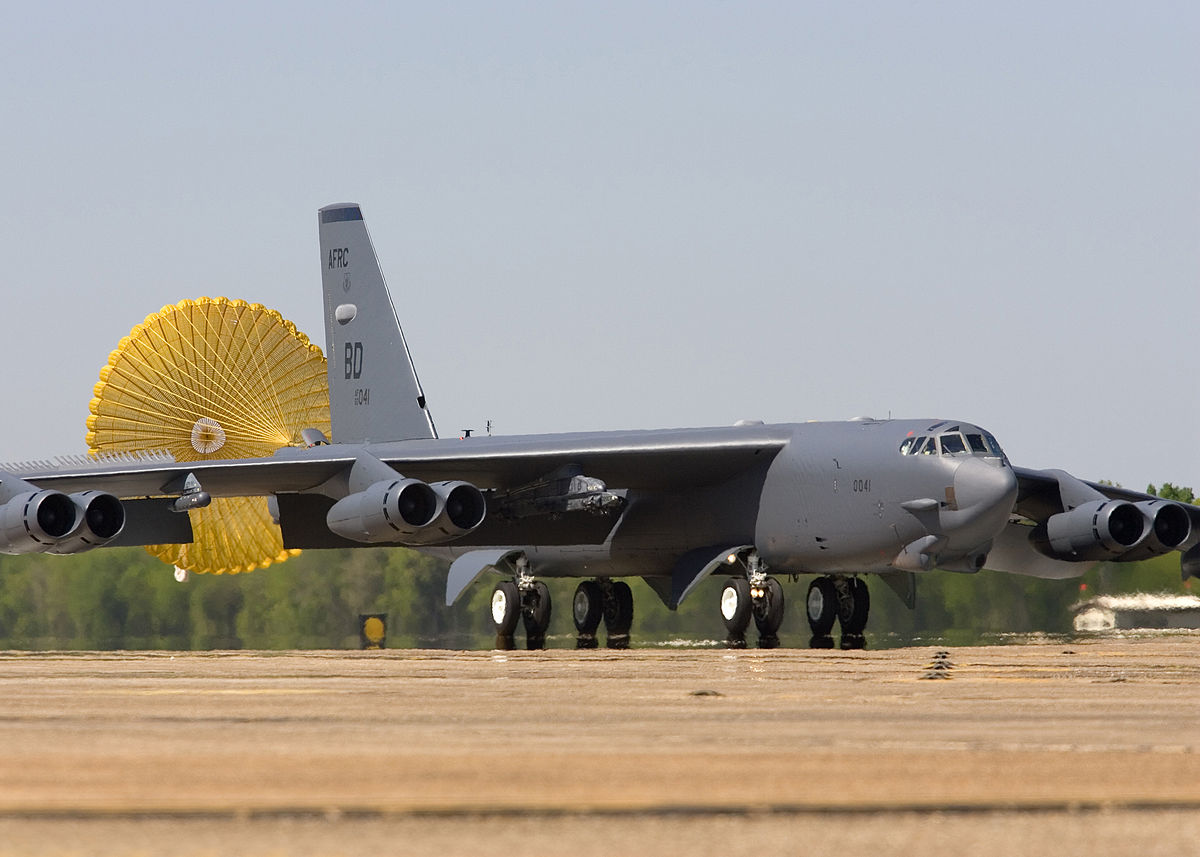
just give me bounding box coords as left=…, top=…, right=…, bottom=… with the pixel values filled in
left=88, top=297, right=330, bottom=574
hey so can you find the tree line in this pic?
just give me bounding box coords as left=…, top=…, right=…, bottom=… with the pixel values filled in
left=0, top=483, right=1192, bottom=650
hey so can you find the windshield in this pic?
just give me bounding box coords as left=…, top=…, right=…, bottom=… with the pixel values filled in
left=899, top=425, right=1006, bottom=459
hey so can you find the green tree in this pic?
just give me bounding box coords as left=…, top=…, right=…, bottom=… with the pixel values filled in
left=1147, top=483, right=1196, bottom=504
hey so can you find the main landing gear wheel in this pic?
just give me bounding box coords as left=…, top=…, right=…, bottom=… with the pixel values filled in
left=806, top=577, right=838, bottom=648
left=491, top=580, right=521, bottom=649
left=572, top=580, right=604, bottom=649
left=603, top=581, right=634, bottom=649
left=523, top=581, right=552, bottom=651
left=805, top=576, right=870, bottom=650
left=753, top=577, right=785, bottom=649
left=720, top=577, right=752, bottom=648
left=836, top=577, right=869, bottom=650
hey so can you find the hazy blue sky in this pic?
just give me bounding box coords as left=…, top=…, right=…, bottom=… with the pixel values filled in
left=2, top=2, right=1196, bottom=491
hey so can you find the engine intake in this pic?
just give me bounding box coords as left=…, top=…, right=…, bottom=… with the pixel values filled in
left=0, top=490, right=78, bottom=555
left=1030, top=500, right=1144, bottom=562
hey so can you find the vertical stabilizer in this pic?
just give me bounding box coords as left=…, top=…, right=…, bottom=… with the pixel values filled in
left=317, top=203, right=437, bottom=443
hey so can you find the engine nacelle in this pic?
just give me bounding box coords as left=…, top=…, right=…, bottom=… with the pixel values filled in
left=46, top=491, right=126, bottom=555
left=1030, top=500, right=1144, bottom=562
left=404, top=481, right=487, bottom=545
left=0, top=490, right=78, bottom=555
left=1114, top=500, right=1193, bottom=562
left=326, top=478, right=442, bottom=543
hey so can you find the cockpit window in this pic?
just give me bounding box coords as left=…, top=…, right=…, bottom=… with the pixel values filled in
left=982, top=432, right=1005, bottom=456
left=940, top=433, right=967, bottom=455
left=901, top=426, right=1007, bottom=458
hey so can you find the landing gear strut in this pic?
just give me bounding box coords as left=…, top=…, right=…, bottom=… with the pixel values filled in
left=573, top=579, right=633, bottom=649
left=806, top=575, right=869, bottom=649
left=720, top=552, right=784, bottom=648
left=491, top=555, right=552, bottom=650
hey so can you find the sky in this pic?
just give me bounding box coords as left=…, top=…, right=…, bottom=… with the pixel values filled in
left=2, top=2, right=1197, bottom=492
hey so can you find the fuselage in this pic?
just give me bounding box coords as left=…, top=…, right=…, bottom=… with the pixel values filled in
left=436, top=418, right=1019, bottom=583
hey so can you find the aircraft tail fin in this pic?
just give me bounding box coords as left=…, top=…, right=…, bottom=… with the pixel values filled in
left=317, top=203, right=437, bottom=443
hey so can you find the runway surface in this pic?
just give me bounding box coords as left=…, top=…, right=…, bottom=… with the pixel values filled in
left=3, top=635, right=1200, bottom=855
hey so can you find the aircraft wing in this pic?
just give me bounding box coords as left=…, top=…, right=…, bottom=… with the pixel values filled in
left=13, top=425, right=791, bottom=500
left=1012, top=466, right=1200, bottom=531
left=984, top=466, right=1200, bottom=580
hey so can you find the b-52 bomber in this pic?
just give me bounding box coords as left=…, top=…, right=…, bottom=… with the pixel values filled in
left=4, top=204, right=1198, bottom=649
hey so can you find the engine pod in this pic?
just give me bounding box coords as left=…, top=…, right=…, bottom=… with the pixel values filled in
left=46, top=491, right=126, bottom=555
left=0, top=490, right=78, bottom=555
left=1030, top=500, right=1144, bottom=561
left=326, top=478, right=442, bottom=543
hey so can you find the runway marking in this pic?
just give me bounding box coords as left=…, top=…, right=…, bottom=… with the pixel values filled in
left=5, top=799, right=1200, bottom=822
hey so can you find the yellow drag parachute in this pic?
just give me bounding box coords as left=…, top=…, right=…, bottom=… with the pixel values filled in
left=87, top=297, right=330, bottom=574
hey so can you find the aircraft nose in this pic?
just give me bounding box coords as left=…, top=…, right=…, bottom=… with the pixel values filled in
left=953, top=456, right=1018, bottom=513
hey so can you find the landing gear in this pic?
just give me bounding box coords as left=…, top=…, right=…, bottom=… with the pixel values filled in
left=836, top=577, right=869, bottom=650
left=753, top=577, right=785, bottom=649
left=565, top=579, right=637, bottom=649
left=491, top=556, right=552, bottom=650
left=721, top=552, right=784, bottom=648
left=805, top=575, right=869, bottom=649
left=491, top=580, right=521, bottom=640
left=602, top=580, right=634, bottom=649
left=572, top=580, right=603, bottom=648
left=523, top=581, right=552, bottom=650
left=720, top=578, right=751, bottom=648
left=805, top=577, right=837, bottom=647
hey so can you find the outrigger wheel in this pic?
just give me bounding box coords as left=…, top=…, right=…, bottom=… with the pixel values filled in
left=88, top=297, right=330, bottom=575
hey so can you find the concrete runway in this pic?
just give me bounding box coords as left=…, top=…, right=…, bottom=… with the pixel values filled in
left=3, top=635, right=1200, bottom=855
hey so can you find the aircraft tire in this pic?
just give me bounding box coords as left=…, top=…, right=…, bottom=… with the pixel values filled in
left=753, top=577, right=785, bottom=636
left=491, top=580, right=521, bottom=636
left=604, top=581, right=634, bottom=636
left=494, top=634, right=516, bottom=651
left=572, top=580, right=604, bottom=634
left=720, top=578, right=752, bottom=635
left=523, top=581, right=552, bottom=649
left=839, top=577, right=870, bottom=635
left=806, top=577, right=837, bottom=637
left=840, top=633, right=866, bottom=650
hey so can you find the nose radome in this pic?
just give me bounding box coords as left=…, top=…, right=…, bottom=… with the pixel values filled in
left=953, top=456, right=1018, bottom=513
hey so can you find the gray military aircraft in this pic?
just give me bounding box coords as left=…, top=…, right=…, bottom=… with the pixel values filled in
left=4, top=203, right=1199, bottom=649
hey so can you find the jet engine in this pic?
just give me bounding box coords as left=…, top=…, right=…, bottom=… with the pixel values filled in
left=404, top=481, right=488, bottom=544
left=325, top=477, right=487, bottom=545
left=1115, top=500, right=1193, bottom=561
left=0, top=490, right=78, bottom=555
left=326, top=478, right=442, bottom=543
left=46, top=491, right=126, bottom=555
left=1030, top=500, right=1144, bottom=562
